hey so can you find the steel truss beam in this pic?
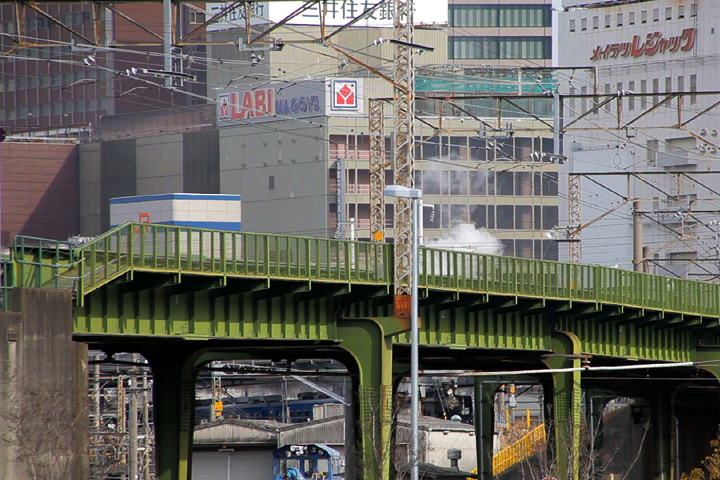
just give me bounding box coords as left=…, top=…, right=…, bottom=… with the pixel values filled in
left=369, top=98, right=386, bottom=242
left=392, top=0, right=415, bottom=307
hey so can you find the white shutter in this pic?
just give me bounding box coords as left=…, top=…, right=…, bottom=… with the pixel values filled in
left=192, top=449, right=274, bottom=480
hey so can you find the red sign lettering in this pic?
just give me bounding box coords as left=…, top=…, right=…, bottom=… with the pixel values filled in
left=590, top=28, right=696, bottom=61
left=230, top=88, right=275, bottom=119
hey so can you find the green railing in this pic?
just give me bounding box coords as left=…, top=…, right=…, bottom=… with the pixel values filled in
left=72, top=223, right=392, bottom=299
left=7, top=223, right=720, bottom=320
left=0, top=259, right=13, bottom=310
left=419, top=248, right=720, bottom=317
left=13, top=235, right=76, bottom=289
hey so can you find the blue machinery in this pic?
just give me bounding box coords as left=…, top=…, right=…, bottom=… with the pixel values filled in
left=273, top=444, right=344, bottom=480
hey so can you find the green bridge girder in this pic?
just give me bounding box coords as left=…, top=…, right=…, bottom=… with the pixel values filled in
left=8, top=222, right=720, bottom=480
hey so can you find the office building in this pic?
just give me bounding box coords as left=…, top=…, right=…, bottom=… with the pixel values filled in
left=557, top=0, right=720, bottom=278
left=78, top=22, right=559, bottom=260
left=448, top=0, right=553, bottom=68
left=0, top=3, right=207, bottom=133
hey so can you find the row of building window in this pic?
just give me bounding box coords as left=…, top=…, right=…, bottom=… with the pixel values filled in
left=498, top=239, right=558, bottom=261
left=0, top=69, right=108, bottom=92
left=568, top=74, right=698, bottom=116
left=334, top=169, right=558, bottom=198
left=24, top=11, right=93, bottom=30
left=417, top=97, right=554, bottom=120
left=570, top=1, right=697, bottom=32
left=0, top=98, right=107, bottom=121
left=330, top=135, right=555, bottom=164
left=449, top=36, right=551, bottom=60
left=339, top=202, right=559, bottom=234
left=449, top=4, right=551, bottom=28
left=415, top=170, right=558, bottom=197
left=421, top=203, right=559, bottom=232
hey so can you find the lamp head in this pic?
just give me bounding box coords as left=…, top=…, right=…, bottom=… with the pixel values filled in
left=384, top=185, right=422, bottom=199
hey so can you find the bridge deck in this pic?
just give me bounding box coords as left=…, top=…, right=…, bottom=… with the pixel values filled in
left=9, top=222, right=720, bottom=320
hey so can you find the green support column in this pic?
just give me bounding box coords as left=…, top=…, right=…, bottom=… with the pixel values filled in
left=338, top=317, right=409, bottom=480
left=543, top=330, right=582, bottom=480
left=585, top=391, right=608, bottom=478
left=474, top=378, right=498, bottom=480
left=651, top=388, right=671, bottom=480
left=145, top=347, right=201, bottom=480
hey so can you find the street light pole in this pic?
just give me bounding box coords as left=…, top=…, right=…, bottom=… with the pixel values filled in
left=383, top=185, right=422, bottom=480
left=410, top=193, right=419, bottom=480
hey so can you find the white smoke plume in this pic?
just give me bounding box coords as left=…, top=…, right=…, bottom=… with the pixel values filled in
left=426, top=223, right=503, bottom=256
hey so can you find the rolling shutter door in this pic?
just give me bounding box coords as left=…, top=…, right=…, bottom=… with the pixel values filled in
left=192, top=449, right=273, bottom=480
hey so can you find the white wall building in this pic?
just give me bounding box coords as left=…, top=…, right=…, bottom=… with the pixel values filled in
left=556, top=0, right=720, bottom=279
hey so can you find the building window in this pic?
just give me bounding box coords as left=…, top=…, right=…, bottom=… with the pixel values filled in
left=628, top=81, right=635, bottom=110
left=641, top=10, right=648, bottom=23
left=629, top=11, right=635, bottom=25
left=653, top=8, right=659, bottom=21
left=652, top=78, right=659, bottom=105
left=569, top=19, right=576, bottom=32
left=691, top=1, right=698, bottom=17
left=581, top=18, right=587, bottom=31
left=604, top=83, right=611, bottom=113
left=641, top=79, right=647, bottom=109
left=677, top=76, right=684, bottom=93
left=647, top=139, right=659, bottom=164
left=617, top=13, right=623, bottom=26
left=269, top=175, right=275, bottom=190
left=497, top=206, right=514, bottom=229
left=604, top=15, right=611, bottom=28
left=189, top=11, right=206, bottom=24
left=665, top=76, right=672, bottom=94
left=592, top=16, right=599, bottom=29
left=678, top=5, right=685, bottom=18
left=665, top=7, right=672, bottom=20
left=690, top=74, right=697, bottom=104
left=449, top=36, right=551, bottom=60
left=449, top=4, right=551, bottom=28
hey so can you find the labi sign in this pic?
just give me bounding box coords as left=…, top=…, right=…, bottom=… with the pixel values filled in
left=217, top=79, right=365, bottom=123
left=218, top=80, right=325, bottom=123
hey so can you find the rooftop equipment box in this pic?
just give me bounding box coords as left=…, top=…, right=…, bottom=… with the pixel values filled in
left=110, top=193, right=242, bottom=259
left=110, top=193, right=241, bottom=231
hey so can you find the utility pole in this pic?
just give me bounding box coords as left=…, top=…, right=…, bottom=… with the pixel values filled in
left=162, top=0, right=173, bottom=87
left=369, top=99, right=386, bottom=242
left=129, top=378, right=138, bottom=480
left=392, top=0, right=416, bottom=312
left=633, top=199, right=643, bottom=272
left=141, top=367, right=151, bottom=480
left=567, top=174, right=582, bottom=264
left=211, top=370, right=222, bottom=421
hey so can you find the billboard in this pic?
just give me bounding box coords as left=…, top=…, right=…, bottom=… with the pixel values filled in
left=217, top=79, right=365, bottom=124
left=206, top=1, right=447, bottom=31
left=325, top=79, right=365, bottom=116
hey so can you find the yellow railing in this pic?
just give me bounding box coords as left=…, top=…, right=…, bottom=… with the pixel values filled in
left=468, top=424, right=547, bottom=479
left=493, top=424, right=546, bottom=475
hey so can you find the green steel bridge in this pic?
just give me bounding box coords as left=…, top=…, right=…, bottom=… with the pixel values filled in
left=8, top=222, right=720, bottom=480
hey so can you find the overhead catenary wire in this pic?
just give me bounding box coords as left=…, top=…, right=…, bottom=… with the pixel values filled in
left=422, top=359, right=720, bottom=378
